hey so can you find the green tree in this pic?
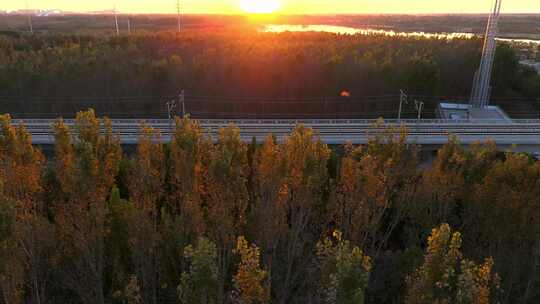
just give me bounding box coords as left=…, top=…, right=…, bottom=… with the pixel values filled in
left=316, top=231, right=371, bottom=304
left=106, top=186, right=136, bottom=302
left=178, top=237, right=219, bottom=304
left=402, top=53, right=440, bottom=95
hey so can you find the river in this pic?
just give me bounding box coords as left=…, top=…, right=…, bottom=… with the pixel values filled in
left=263, top=24, right=540, bottom=45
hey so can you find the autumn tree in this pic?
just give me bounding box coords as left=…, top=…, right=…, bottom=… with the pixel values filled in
left=232, top=236, right=270, bottom=304
left=127, top=125, right=166, bottom=304
left=316, top=230, right=371, bottom=304
left=167, top=116, right=206, bottom=228
left=0, top=201, right=22, bottom=304
left=333, top=123, right=418, bottom=258
left=178, top=237, right=219, bottom=304
left=409, top=138, right=497, bottom=245
left=52, top=109, right=122, bottom=304
left=0, top=114, right=51, bottom=304
left=264, top=125, right=331, bottom=303
left=250, top=135, right=288, bottom=280
left=162, top=116, right=209, bottom=289
left=201, top=124, right=249, bottom=302
left=406, top=223, right=500, bottom=304
left=463, top=153, right=540, bottom=303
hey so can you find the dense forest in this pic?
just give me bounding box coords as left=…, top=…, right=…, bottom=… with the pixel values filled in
left=1, top=30, right=539, bottom=118
left=1, top=109, right=539, bottom=303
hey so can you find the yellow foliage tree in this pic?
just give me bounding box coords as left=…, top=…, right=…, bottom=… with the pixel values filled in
left=0, top=114, right=50, bottom=304
left=233, top=236, right=270, bottom=304
left=333, top=123, right=418, bottom=258
left=201, top=124, right=249, bottom=302
left=52, top=109, right=122, bottom=304
left=406, top=224, right=499, bottom=304
left=128, top=125, right=166, bottom=304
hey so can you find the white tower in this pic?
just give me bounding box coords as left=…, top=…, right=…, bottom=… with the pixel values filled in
left=177, top=0, right=182, bottom=33
left=469, top=0, right=502, bottom=109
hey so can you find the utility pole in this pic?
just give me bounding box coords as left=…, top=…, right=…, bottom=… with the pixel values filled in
left=166, top=98, right=177, bottom=120
left=180, top=90, right=186, bottom=117
left=414, top=100, right=425, bottom=120
left=398, top=89, right=408, bottom=120
left=176, top=0, right=182, bottom=33
left=114, top=3, right=119, bottom=36
left=127, top=18, right=131, bottom=35
left=26, top=0, right=33, bottom=34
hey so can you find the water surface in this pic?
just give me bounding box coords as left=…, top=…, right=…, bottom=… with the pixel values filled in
left=264, top=24, right=540, bottom=45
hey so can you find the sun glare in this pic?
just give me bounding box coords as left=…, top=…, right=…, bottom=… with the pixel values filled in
left=240, top=0, right=281, bottom=14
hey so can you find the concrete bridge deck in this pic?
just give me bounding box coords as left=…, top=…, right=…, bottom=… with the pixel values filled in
left=12, top=118, right=540, bottom=152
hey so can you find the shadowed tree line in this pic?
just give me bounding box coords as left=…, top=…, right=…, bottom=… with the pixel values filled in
left=0, top=31, right=539, bottom=118
left=0, top=109, right=539, bottom=303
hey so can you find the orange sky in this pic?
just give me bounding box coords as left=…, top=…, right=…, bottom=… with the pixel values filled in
left=2, top=0, right=539, bottom=14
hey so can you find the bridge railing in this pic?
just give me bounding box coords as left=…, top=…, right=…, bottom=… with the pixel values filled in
left=12, top=118, right=540, bottom=126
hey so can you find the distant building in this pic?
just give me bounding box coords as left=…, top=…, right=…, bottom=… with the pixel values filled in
left=520, top=60, right=540, bottom=73
left=37, top=10, right=64, bottom=17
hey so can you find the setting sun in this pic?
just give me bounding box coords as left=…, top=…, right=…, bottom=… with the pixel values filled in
left=240, top=0, right=281, bottom=14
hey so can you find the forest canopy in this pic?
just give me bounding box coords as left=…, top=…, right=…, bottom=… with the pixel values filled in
left=0, top=110, right=539, bottom=303
left=0, top=30, right=539, bottom=119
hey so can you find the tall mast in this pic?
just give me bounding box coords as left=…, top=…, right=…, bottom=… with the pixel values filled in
left=114, top=3, right=119, bottom=36
left=177, top=0, right=182, bottom=33
left=470, top=0, right=502, bottom=109
left=26, top=0, right=33, bottom=34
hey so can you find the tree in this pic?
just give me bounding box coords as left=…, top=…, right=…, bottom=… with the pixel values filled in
left=201, top=124, right=249, bottom=302
left=0, top=114, right=51, bottom=304
left=167, top=115, right=207, bottom=236
left=316, top=230, right=371, bottom=304
left=464, top=153, right=540, bottom=303
left=52, top=109, right=122, bottom=304
left=106, top=186, right=136, bottom=302
left=0, top=202, right=22, bottom=304
left=402, top=53, right=441, bottom=95
left=333, top=123, right=418, bottom=258
left=127, top=125, right=166, bottom=304
left=274, top=125, right=331, bottom=303
left=406, top=224, right=500, bottom=304
left=232, top=236, right=270, bottom=304
left=178, top=237, right=219, bottom=304
left=409, top=138, right=497, bottom=245
left=250, top=135, right=288, bottom=280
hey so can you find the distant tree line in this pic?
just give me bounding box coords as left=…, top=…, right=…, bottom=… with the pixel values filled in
left=1, top=109, right=539, bottom=303
left=0, top=31, right=539, bottom=118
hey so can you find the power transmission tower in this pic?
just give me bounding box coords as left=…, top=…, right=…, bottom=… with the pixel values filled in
left=114, top=3, right=120, bottom=36
left=470, top=0, right=502, bottom=109
left=26, top=0, right=33, bottom=34
left=176, top=0, right=182, bottom=33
